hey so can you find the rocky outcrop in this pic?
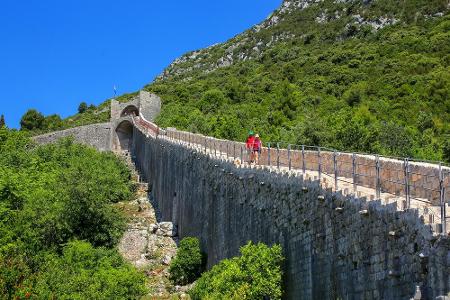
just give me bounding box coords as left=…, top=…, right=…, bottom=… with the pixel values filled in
left=155, top=0, right=417, bottom=81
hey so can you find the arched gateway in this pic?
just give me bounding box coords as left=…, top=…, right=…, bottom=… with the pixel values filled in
left=115, top=120, right=134, bottom=152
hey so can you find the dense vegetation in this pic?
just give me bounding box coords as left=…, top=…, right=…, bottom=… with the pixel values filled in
left=169, top=237, right=205, bottom=285
left=189, top=242, right=284, bottom=300
left=0, top=128, right=146, bottom=299
left=19, top=0, right=450, bottom=163
left=145, top=0, right=449, bottom=162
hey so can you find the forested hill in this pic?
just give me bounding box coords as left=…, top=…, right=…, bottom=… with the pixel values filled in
left=23, top=0, right=449, bottom=162
left=143, top=0, right=450, bottom=162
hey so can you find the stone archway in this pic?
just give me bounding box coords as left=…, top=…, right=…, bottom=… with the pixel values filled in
left=120, top=105, right=139, bottom=118
left=115, top=120, right=134, bottom=152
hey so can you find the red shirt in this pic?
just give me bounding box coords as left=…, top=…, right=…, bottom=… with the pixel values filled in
left=253, top=138, right=261, bottom=150
left=246, top=136, right=255, bottom=149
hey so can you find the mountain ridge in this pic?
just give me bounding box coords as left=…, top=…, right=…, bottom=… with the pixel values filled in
left=30, top=0, right=450, bottom=162
left=156, top=0, right=448, bottom=81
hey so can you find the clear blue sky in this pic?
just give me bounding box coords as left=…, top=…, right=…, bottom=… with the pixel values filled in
left=0, top=0, right=281, bottom=128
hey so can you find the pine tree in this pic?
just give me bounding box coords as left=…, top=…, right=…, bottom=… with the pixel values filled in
left=0, top=114, right=5, bottom=128
left=78, top=102, right=88, bottom=114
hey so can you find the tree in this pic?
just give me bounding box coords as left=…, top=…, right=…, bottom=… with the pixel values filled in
left=198, top=89, right=226, bottom=113
left=443, top=139, right=450, bottom=163
left=43, top=114, right=63, bottom=131
left=169, top=237, right=205, bottom=285
left=0, top=115, right=5, bottom=128
left=20, top=109, right=45, bottom=131
left=78, top=102, right=88, bottom=114
left=190, top=242, right=284, bottom=300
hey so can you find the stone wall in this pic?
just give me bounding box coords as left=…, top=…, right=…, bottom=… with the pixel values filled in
left=32, top=123, right=112, bottom=151
left=139, top=91, right=161, bottom=122
left=166, top=129, right=450, bottom=207
left=132, top=127, right=450, bottom=300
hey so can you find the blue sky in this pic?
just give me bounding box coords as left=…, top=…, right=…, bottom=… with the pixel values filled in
left=0, top=0, right=281, bottom=128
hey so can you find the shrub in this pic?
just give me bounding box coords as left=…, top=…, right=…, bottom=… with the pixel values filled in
left=20, top=109, right=45, bottom=131
left=78, top=102, right=88, bottom=113
left=169, top=237, right=205, bottom=285
left=189, top=241, right=284, bottom=300
left=32, top=241, right=147, bottom=298
left=0, top=130, right=138, bottom=297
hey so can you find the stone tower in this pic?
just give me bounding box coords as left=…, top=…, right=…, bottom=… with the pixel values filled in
left=111, top=91, right=161, bottom=152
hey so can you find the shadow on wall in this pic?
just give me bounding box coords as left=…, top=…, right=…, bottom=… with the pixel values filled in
left=115, top=120, right=134, bottom=152
left=120, top=105, right=139, bottom=118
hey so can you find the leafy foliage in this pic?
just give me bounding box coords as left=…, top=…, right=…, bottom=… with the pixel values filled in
left=78, top=102, right=88, bottom=113
left=20, top=1, right=450, bottom=164
left=32, top=241, right=146, bottom=299
left=20, top=109, right=45, bottom=131
left=142, top=5, right=449, bottom=162
left=0, top=127, right=143, bottom=298
left=189, top=242, right=284, bottom=300
left=169, top=237, right=205, bottom=285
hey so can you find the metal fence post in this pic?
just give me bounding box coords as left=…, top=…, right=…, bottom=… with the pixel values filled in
left=214, top=141, right=217, bottom=157
left=204, top=137, right=207, bottom=154
left=268, top=143, right=271, bottom=167
left=439, top=163, right=446, bottom=234
left=277, top=143, right=280, bottom=169
left=352, top=153, right=357, bottom=193
left=226, top=143, right=229, bottom=159
left=302, top=145, right=306, bottom=175
left=240, top=146, right=244, bottom=165
left=404, top=158, right=410, bottom=209
left=375, top=155, right=381, bottom=200
left=288, top=144, right=292, bottom=171
left=333, top=151, right=338, bottom=192
left=318, top=147, right=322, bottom=184
left=233, top=143, right=236, bottom=159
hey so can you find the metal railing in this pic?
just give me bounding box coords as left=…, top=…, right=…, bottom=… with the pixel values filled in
left=133, top=118, right=450, bottom=234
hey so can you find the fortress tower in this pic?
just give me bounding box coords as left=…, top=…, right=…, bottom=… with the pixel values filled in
left=110, top=91, right=161, bottom=152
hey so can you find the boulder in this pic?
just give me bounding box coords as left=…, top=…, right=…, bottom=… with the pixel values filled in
left=156, top=222, right=177, bottom=237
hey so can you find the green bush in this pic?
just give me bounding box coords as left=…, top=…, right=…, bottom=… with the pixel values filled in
left=32, top=241, right=147, bottom=299
left=169, top=237, right=205, bottom=285
left=78, top=102, right=88, bottom=113
left=189, top=241, right=284, bottom=300
left=20, top=109, right=45, bottom=131
left=0, top=128, right=140, bottom=297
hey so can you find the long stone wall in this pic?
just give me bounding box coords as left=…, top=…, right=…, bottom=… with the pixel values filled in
left=132, top=127, right=449, bottom=300
left=168, top=129, right=450, bottom=208
left=32, top=123, right=112, bottom=151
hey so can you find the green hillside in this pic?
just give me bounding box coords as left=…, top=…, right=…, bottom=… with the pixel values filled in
left=30, top=0, right=450, bottom=162
left=144, top=0, right=449, bottom=161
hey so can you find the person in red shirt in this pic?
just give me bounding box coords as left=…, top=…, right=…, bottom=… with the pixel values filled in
left=246, top=130, right=255, bottom=163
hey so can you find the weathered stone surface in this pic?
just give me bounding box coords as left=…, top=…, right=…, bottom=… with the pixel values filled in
left=155, top=222, right=177, bottom=237
left=131, top=128, right=450, bottom=300
left=32, top=123, right=112, bottom=151
left=33, top=91, right=161, bottom=153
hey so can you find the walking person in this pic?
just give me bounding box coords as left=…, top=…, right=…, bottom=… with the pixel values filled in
left=253, top=134, right=262, bottom=164
left=246, top=130, right=255, bottom=163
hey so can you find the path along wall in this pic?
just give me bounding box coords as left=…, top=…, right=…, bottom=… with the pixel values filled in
left=169, top=130, right=450, bottom=207
left=132, top=127, right=450, bottom=300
